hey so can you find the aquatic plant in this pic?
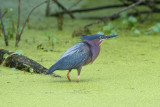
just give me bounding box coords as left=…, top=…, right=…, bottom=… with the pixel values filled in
left=45, top=32, right=57, bottom=48
left=102, top=22, right=118, bottom=35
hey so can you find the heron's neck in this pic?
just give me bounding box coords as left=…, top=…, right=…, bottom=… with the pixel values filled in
left=84, top=39, right=103, bottom=62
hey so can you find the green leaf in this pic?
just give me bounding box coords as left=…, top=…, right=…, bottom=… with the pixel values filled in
left=120, top=12, right=127, bottom=18
left=122, top=19, right=128, bottom=25
left=73, top=41, right=79, bottom=45
left=23, top=64, right=33, bottom=73
left=97, top=32, right=104, bottom=35
left=103, top=23, right=113, bottom=31
left=73, top=39, right=81, bottom=45
left=103, top=25, right=110, bottom=31
left=134, top=29, right=141, bottom=35
left=9, top=8, right=13, bottom=12
left=19, top=26, right=23, bottom=31
left=29, top=68, right=34, bottom=73
left=15, top=50, right=23, bottom=55
left=152, top=26, right=159, bottom=33
left=11, top=68, right=16, bottom=71
left=51, top=36, right=57, bottom=45
left=3, top=53, right=8, bottom=59
left=145, top=31, right=152, bottom=36
left=128, top=16, right=137, bottom=23
left=7, top=17, right=11, bottom=21
left=23, top=64, right=30, bottom=67
left=110, top=30, right=117, bottom=35
left=45, top=32, right=49, bottom=37
left=156, top=23, right=160, bottom=28
left=115, top=25, right=119, bottom=31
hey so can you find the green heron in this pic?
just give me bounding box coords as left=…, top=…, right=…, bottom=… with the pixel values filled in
left=47, top=34, right=118, bottom=82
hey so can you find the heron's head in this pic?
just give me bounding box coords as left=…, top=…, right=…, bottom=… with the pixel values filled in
left=82, top=34, right=118, bottom=40
left=82, top=34, right=118, bottom=46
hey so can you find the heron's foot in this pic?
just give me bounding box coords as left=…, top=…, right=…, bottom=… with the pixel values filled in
left=77, top=76, right=80, bottom=82
left=67, top=72, right=71, bottom=81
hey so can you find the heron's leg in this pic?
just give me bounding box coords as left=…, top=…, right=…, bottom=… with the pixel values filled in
left=77, top=67, right=82, bottom=82
left=67, top=69, right=71, bottom=81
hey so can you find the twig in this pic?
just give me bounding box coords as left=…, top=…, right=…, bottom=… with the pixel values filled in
left=15, top=0, right=21, bottom=47
left=0, top=9, right=8, bottom=46
left=45, top=0, right=50, bottom=16
left=52, top=0, right=75, bottom=19
left=15, top=0, right=47, bottom=47
left=68, top=0, right=82, bottom=10
left=2, top=9, right=8, bottom=18
left=19, top=0, right=47, bottom=37
left=84, top=0, right=144, bottom=29
left=128, top=9, right=160, bottom=15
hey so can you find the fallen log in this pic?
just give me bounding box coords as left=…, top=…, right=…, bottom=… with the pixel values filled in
left=0, top=49, right=60, bottom=77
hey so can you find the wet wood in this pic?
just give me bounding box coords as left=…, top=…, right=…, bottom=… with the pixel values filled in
left=0, top=49, right=60, bottom=77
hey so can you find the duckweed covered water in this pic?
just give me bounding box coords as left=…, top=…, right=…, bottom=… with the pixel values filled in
left=1, top=0, right=160, bottom=106
left=1, top=32, right=160, bottom=106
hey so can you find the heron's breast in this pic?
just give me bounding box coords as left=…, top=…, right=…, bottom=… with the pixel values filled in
left=82, top=45, right=92, bottom=65
left=84, top=56, right=92, bottom=65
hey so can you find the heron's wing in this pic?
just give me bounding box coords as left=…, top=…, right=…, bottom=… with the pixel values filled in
left=54, top=42, right=90, bottom=70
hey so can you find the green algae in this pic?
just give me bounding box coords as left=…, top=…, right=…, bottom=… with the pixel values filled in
left=1, top=32, right=160, bottom=107
left=1, top=0, right=160, bottom=107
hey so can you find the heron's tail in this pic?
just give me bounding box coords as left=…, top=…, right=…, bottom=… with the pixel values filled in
left=47, top=65, right=56, bottom=74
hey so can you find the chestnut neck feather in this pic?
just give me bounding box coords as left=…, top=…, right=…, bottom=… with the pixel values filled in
left=84, top=39, right=103, bottom=62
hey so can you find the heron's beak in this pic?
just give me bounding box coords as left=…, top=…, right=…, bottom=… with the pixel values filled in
left=103, top=35, right=118, bottom=39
